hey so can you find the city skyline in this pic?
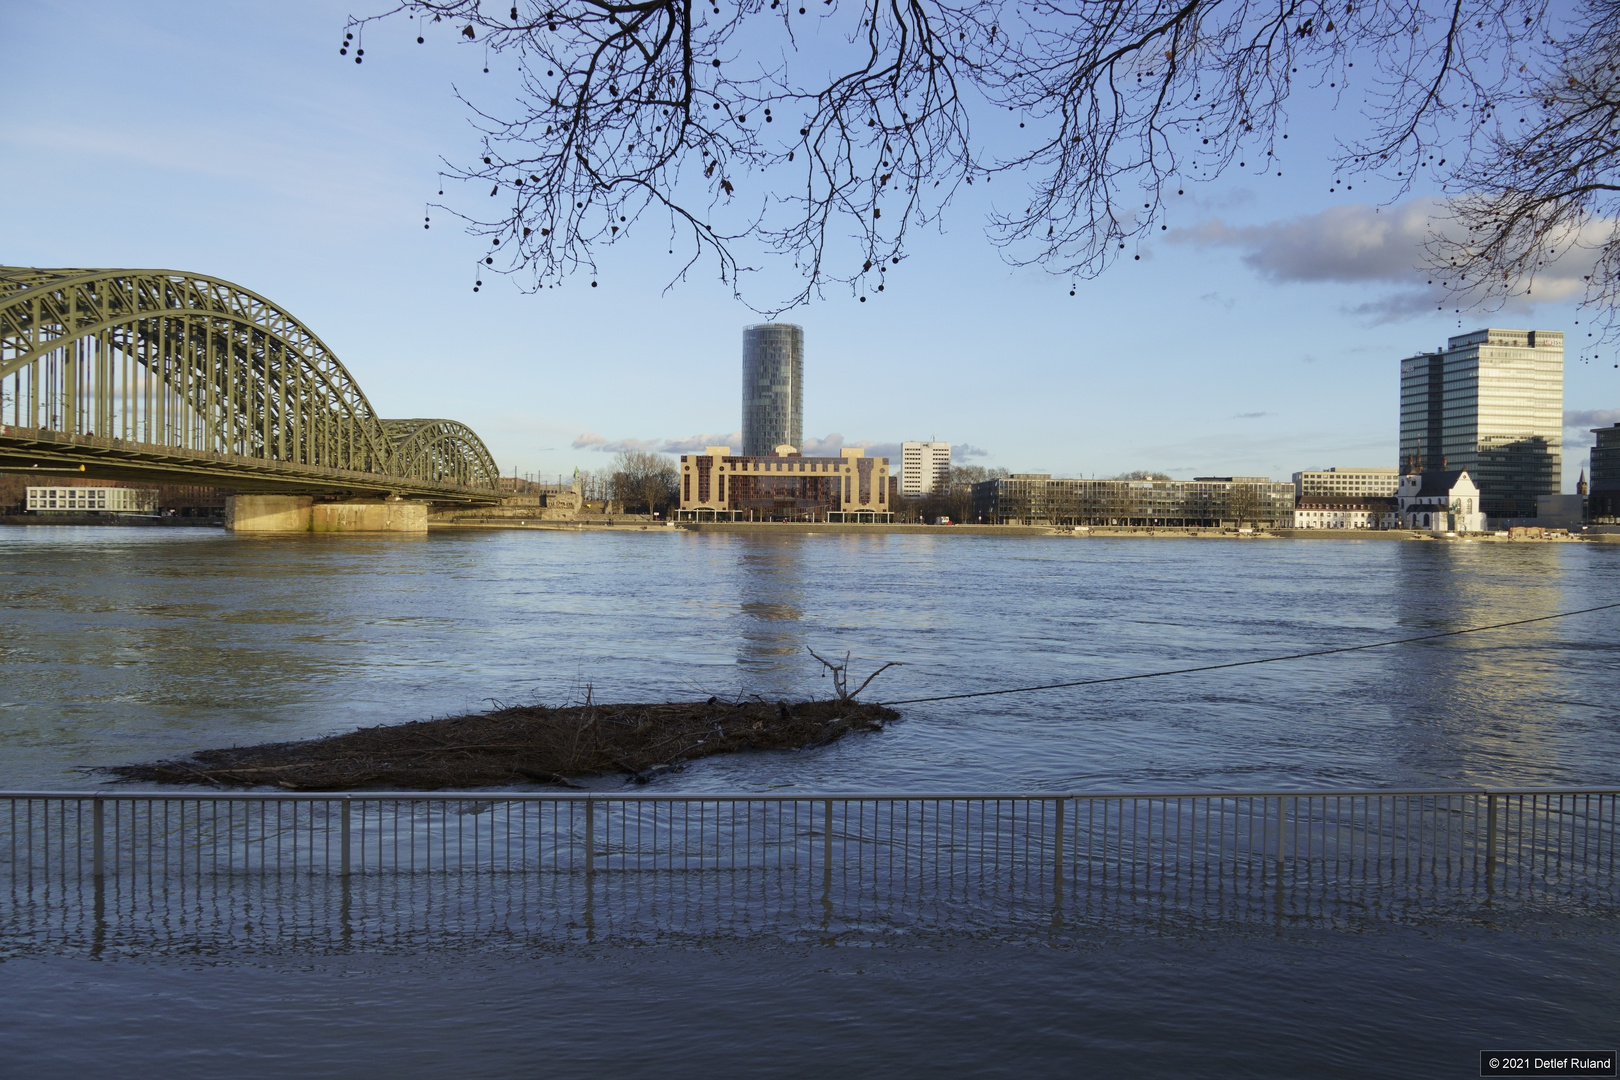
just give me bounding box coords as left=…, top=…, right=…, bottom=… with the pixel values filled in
left=2, top=1, right=1615, bottom=493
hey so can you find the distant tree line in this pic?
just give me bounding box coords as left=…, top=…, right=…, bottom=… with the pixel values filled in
left=902, top=465, right=1011, bottom=523
left=577, top=450, right=680, bottom=515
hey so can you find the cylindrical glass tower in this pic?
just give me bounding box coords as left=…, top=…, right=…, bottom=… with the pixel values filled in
left=742, top=323, right=803, bottom=455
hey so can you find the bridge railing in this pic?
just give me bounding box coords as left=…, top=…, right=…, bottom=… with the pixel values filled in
left=4, top=789, right=1616, bottom=949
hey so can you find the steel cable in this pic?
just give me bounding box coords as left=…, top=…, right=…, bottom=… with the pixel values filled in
left=882, top=601, right=1620, bottom=707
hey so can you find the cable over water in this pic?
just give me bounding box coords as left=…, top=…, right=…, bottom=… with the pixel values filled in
left=882, top=602, right=1620, bottom=707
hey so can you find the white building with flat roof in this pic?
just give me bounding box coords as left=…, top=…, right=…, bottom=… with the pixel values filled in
left=27, top=486, right=158, bottom=514
left=1292, top=467, right=1399, bottom=501
left=901, top=441, right=950, bottom=496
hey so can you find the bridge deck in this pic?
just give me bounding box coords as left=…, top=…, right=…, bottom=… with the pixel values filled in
left=0, top=424, right=503, bottom=503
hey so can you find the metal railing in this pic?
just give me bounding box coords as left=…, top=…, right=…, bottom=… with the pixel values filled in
left=3, top=789, right=1616, bottom=951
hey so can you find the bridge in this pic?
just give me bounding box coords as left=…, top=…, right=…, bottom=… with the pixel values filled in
left=0, top=267, right=504, bottom=526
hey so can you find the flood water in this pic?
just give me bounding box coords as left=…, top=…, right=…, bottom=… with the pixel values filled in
left=2, top=526, right=1618, bottom=791
left=2, top=526, right=1619, bottom=1076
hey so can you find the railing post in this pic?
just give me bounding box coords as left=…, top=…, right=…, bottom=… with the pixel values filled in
left=585, top=797, right=595, bottom=877
left=1485, top=793, right=1498, bottom=886
left=1275, top=796, right=1287, bottom=884
left=340, top=796, right=351, bottom=878
left=1053, top=797, right=1065, bottom=889
left=92, top=797, right=105, bottom=882
left=823, top=799, right=834, bottom=877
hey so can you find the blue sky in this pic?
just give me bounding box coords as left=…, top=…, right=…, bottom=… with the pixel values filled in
left=2, top=0, right=1614, bottom=490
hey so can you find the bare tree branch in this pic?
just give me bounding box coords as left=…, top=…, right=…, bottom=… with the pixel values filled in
left=1429, top=0, right=1620, bottom=351
left=347, top=0, right=1605, bottom=321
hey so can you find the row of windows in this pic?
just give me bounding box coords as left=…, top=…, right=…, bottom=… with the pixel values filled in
left=683, top=457, right=890, bottom=472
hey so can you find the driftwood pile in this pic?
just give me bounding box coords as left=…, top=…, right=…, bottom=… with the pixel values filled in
left=103, top=698, right=898, bottom=791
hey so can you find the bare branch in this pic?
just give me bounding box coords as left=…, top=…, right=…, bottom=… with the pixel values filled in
left=346, top=0, right=1620, bottom=330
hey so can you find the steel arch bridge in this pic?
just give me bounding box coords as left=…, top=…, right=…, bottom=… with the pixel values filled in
left=0, top=267, right=501, bottom=501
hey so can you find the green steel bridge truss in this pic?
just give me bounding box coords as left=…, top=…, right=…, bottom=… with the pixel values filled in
left=0, top=267, right=501, bottom=501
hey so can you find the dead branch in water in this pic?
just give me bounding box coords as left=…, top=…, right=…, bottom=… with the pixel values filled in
left=805, top=648, right=901, bottom=703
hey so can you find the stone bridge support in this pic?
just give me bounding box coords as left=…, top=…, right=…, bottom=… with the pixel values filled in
left=225, top=496, right=428, bottom=533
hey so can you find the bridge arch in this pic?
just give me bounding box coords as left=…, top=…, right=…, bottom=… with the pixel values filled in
left=384, top=419, right=501, bottom=490
left=0, top=267, right=499, bottom=495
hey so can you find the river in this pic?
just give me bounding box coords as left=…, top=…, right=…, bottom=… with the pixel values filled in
left=2, top=526, right=1618, bottom=791
left=2, top=526, right=1618, bottom=1077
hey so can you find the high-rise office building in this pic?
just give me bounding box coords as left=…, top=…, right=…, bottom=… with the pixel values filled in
left=1591, top=422, right=1620, bottom=521
left=741, top=324, right=803, bottom=456
left=1398, top=328, right=1563, bottom=519
left=901, top=441, right=951, bottom=496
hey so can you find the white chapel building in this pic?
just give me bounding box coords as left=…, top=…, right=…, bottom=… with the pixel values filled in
left=1397, top=470, right=1486, bottom=532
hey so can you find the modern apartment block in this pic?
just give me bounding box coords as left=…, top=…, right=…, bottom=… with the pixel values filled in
left=970, top=475, right=1295, bottom=527
left=741, top=324, right=803, bottom=457
left=1399, top=328, right=1564, bottom=519
left=676, top=445, right=892, bottom=522
left=901, top=441, right=951, bottom=496
left=1291, top=467, right=1399, bottom=500
left=1592, top=422, right=1620, bottom=522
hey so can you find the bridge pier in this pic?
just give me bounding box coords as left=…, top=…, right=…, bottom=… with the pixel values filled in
left=224, top=496, right=428, bottom=534
left=312, top=500, right=427, bottom=533
left=224, top=495, right=312, bottom=532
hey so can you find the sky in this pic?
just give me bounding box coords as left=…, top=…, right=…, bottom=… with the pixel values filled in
left=2, top=0, right=1615, bottom=491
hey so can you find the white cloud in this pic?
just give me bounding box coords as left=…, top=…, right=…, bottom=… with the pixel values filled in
left=1176, top=198, right=1600, bottom=322
left=1179, top=200, right=1440, bottom=284
left=800, top=433, right=847, bottom=456
left=571, top=432, right=664, bottom=453
left=661, top=431, right=743, bottom=453
left=1566, top=409, right=1620, bottom=450
left=1566, top=408, right=1620, bottom=429
left=802, top=433, right=903, bottom=462
left=573, top=430, right=907, bottom=461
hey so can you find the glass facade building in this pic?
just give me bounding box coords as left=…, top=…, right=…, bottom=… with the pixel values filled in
left=741, top=324, right=803, bottom=456
left=1591, top=423, right=1620, bottom=522
left=1399, top=328, right=1563, bottom=519
left=970, top=475, right=1295, bottom=527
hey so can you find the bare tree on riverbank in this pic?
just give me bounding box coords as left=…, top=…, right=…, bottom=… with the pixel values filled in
left=610, top=450, right=679, bottom=514
left=909, top=464, right=1007, bottom=522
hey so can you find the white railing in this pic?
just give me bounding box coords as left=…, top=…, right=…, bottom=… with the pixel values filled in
left=3, top=789, right=1616, bottom=950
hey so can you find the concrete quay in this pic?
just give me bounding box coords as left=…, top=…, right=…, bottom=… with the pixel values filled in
left=430, top=519, right=670, bottom=533
left=603, top=522, right=1603, bottom=541
left=232, top=511, right=1610, bottom=541
left=0, top=515, right=219, bottom=528
left=678, top=521, right=1063, bottom=537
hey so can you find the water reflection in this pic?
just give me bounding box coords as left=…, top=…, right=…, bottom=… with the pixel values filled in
left=1387, top=542, right=1580, bottom=785
left=734, top=538, right=807, bottom=700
